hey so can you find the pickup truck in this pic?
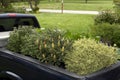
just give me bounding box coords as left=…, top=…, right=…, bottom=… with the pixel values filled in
left=0, top=13, right=84, bottom=80
left=0, top=13, right=120, bottom=80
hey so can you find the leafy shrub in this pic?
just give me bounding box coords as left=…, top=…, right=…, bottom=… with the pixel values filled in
left=94, top=10, right=117, bottom=24
left=7, top=27, right=73, bottom=67
left=7, top=26, right=35, bottom=52
left=34, top=28, right=73, bottom=67
left=20, top=34, right=40, bottom=58
left=112, top=26, right=120, bottom=47
left=64, top=38, right=118, bottom=75
left=113, top=0, right=120, bottom=17
left=113, top=0, right=120, bottom=5
left=91, top=23, right=120, bottom=47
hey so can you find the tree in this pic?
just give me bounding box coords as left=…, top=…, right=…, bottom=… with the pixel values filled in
left=56, top=0, right=60, bottom=2
left=27, top=0, right=40, bottom=12
left=85, top=0, right=88, bottom=3
left=113, top=0, right=120, bottom=5
left=0, top=0, right=11, bottom=8
left=0, top=0, right=40, bottom=12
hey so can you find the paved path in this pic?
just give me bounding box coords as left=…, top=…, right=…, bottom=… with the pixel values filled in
left=39, top=9, right=99, bottom=15
left=26, top=8, right=99, bottom=15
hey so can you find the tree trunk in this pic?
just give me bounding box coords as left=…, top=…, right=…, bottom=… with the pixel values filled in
left=0, top=0, right=9, bottom=8
left=34, top=0, right=38, bottom=7
left=56, top=0, right=60, bottom=2
left=28, top=0, right=33, bottom=9
left=85, top=0, right=88, bottom=3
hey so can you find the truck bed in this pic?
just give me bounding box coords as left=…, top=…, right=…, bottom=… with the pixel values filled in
left=0, top=48, right=84, bottom=80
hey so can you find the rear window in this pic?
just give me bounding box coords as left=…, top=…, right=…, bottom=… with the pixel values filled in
left=0, top=17, right=40, bottom=32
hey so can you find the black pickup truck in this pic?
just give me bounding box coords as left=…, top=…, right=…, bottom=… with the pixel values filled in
left=0, top=13, right=84, bottom=80
left=0, top=13, right=120, bottom=80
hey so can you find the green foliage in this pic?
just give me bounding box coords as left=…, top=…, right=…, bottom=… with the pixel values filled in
left=64, top=38, right=118, bottom=75
left=113, top=0, right=120, bottom=16
left=0, top=0, right=15, bottom=13
left=91, top=23, right=120, bottom=47
left=113, top=0, right=120, bottom=5
left=94, top=10, right=117, bottom=24
left=14, top=8, right=26, bottom=13
left=112, top=26, right=120, bottom=47
left=65, top=30, right=91, bottom=40
left=0, top=0, right=12, bottom=8
left=7, top=26, right=34, bottom=52
left=32, top=7, right=39, bottom=13
left=91, top=23, right=114, bottom=45
left=34, top=28, right=73, bottom=67
left=27, top=0, right=40, bottom=13
left=7, top=27, right=73, bottom=67
left=20, top=34, right=40, bottom=58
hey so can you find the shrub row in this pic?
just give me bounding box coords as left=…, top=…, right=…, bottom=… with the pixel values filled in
left=94, top=10, right=120, bottom=25
left=91, top=23, right=120, bottom=47
left=7, top=26, right=73, bottom=67
left=93, top=9, right=120, bottom=47
left=7, top=26, right=119, bottom=75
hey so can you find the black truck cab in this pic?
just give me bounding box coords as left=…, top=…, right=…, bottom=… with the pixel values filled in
left=0, top=13, right=40, bottom=47
left=0, top=13, right=40, bottom=32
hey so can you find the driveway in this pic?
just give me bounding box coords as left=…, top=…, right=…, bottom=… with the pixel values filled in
left=39, top=9, right=99, bottom=15
left=26, top=8, right=99, bottom=15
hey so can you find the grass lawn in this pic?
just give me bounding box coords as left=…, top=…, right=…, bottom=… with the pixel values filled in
left=12, top=0, right=114, bottom=11
left=34, top=13, right=95, bottom=34
left=39, top=1, right=114, bottom=11
left=11, top=0, right=113, bottom=35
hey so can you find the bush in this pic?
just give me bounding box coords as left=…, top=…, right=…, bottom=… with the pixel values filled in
left=7, top=26, right=35, bottom=52
left=94, top=10, right=117, bottom=24
left=113, top=0, right=120, bottom=16
left=34, top=28, right=73, bottom=67
left=113, top=0, right=120, bottom=5
left=64, top=38, right=118, bottom=75
left=7, top=27, right=73, bottom=67
left=20, top=34, right=40, bottom=58
left=91, top=23, right=120, bottom=47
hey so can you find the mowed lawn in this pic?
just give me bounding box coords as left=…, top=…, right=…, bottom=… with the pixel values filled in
left=13, top=0, right=113, bottom=34
left=12, top=0, right=113, bottom=11
left=34, top=13, right=95, bottom=34
left=39, top=0, right=114, bottom=11
left=39, top=3, right=114, bottom=11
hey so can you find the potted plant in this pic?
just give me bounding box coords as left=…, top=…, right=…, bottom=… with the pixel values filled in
left=2, top=26, right=120, bottom=80
left=64, top=38, right=120, bottom=80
